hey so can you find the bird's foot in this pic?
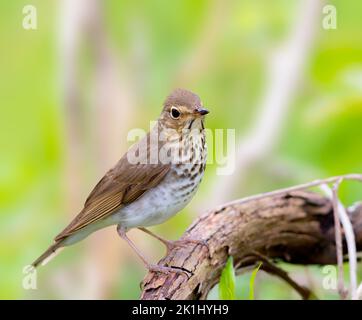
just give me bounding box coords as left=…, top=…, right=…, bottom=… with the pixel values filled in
left=164, top=238, right=209, bottom=255
left=137, top=227, right=209, bottom=256
left=146, top=263, right=192, bottom=279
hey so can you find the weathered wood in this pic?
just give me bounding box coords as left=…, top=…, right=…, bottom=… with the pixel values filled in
left=140, top=191, right=362, bottom=300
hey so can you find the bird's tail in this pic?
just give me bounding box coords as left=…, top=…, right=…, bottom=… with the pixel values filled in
left=32, top=242, right=64, bottom=268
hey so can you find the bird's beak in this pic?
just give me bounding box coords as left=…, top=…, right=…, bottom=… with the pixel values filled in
left=195, top=107, right=209, bottom=116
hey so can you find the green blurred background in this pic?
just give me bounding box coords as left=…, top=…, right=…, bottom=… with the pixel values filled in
left=1, top=0, right=361, bottom=299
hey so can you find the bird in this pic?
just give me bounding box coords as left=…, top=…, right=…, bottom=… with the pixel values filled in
left=32, top=88, right=209, bottom=276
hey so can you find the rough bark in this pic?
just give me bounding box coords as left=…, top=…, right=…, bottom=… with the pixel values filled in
left=140, top=191, right=362, bottom=300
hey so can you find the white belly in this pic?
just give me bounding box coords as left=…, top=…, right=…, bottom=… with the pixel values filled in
left=62, top=173, right=200, bottom=247
left=109, top=130, right=207, bottom=229
left=109, top=163, right=205, bottom=228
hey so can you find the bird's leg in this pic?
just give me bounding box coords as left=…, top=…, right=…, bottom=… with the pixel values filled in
left=138, top=227, right=209, bottom=255
left=117, top=225, right=190, bottom=277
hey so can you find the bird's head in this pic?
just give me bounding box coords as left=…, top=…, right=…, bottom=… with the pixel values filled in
left=159, top=88, right=209, bottom=133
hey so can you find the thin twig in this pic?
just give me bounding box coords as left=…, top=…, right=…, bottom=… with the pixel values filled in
left=218, top=173, right=362, bottom=211
left=320, top=178, right=359, bottom=299
left=328, top=180, right=348, bottom=299
left=242, top=252, right=314, bottom=300
left=332, top=179, right=358, bottom=300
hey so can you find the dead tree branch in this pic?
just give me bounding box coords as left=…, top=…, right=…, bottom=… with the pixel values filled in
left=140, top=191, right=362, bottom=300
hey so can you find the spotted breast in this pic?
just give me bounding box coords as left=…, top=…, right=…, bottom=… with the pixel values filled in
left=114, top=124, right=207, bottom=229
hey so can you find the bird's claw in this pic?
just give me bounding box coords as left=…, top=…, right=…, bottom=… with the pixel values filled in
left=147, top=264, right=192, bottom=279
left=166, top=238, right=210, bottom=256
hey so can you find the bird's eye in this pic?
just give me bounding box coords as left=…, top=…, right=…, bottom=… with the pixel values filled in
left=170, top=107, right=181, bottom=119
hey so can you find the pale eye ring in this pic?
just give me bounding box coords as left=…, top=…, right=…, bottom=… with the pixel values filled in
left=170, top=106, right=181, bottom=119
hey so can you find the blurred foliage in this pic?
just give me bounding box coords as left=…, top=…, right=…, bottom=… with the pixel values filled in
left=0, top=0, right=361, bottom=299
left=218, top=259, right=263, bottom=300
left=249, top=262, right=262, bottom=300
left=219, top=256, right=236, bottom=300
left=218, top=256, right=262, bottom=300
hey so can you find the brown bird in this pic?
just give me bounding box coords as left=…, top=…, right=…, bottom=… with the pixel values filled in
left=32, top=88, right=209, bottom=275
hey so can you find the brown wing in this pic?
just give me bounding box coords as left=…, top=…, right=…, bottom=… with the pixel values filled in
left=55, top=134, right=170, bottom=241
